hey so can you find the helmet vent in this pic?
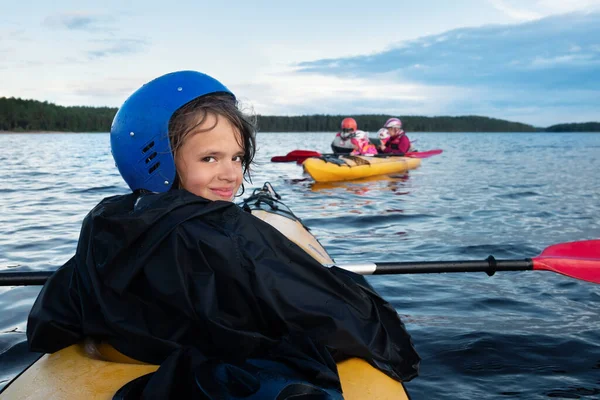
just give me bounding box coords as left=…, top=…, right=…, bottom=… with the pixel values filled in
left=142, top=141, right=155, bottom=154
left=148, top=162, right=160, bottom=174
left=145, top=152, right=157, bottom=163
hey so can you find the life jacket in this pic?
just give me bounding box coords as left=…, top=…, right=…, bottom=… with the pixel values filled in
left=350, top=138, right=378, bottom=155
left=332, top=132, right=354, bottom=150
left=383, top=132, right=410, bottom=154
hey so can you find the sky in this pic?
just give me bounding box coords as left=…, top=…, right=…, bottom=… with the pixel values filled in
left=1, top=0, right=599, bottom=127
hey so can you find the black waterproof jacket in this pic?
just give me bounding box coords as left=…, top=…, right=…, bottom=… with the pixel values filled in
left=27, top=190, right=419, bottom=398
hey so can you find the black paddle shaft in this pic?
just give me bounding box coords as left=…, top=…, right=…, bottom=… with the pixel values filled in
left=0, top=257, right=536, bottom=286
left=0, top=271, right=53, bottom=286
left=371, top=257, right=534, bottom=276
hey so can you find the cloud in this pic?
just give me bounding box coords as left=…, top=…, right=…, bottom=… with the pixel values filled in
left=296, top=12, right=600, bottom=90
left=488, top=0, right=542, bottom=20
left=19, top=76, right=147, bottom=108
left=44, top=12, right=114, bottom=32
left=0, top=28, right=32, bottom=66
left=251, top=12, right=600, bottom=125
left=0, top=47, right=14, bottom=56
left=0, top=28, right=29, bottom=42
left=68, top=78, right=140, bottom=101
left=0, top=47, right=43, bottom=70
left=86, top=38, right=148, bottom=59
left=488, top=0, right=600, bottom=21
left=235, top=69, right=468, bottom=118
left=40, top=13, right=149, bottom=60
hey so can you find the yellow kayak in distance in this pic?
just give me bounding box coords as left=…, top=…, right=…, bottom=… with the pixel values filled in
left=0, top=184, right=410, bottom=400
left=303, top=155, right=421, bottom=183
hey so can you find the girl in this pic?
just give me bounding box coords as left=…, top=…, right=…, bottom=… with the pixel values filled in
left=381, top=118, right=412, bottom=154
left=27, top=71, right=419, bottom=399
left=350, top=130, right=378, bottom=156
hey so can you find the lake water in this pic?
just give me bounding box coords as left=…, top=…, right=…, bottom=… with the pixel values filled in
left=1, top=131, right=599, bottom=399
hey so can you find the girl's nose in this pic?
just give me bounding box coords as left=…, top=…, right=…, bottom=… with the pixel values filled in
left=218, top=160, right=238, bottom=181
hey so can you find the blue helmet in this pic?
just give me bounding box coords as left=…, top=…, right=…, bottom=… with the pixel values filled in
left=110, top=70, right=234, bottom=193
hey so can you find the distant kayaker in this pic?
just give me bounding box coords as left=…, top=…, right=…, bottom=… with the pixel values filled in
left=331, top=117, right=358, bottom=153
left=381, top=117, right=412, bottom=154
left=27, top=71, right=419, bottom=398
left=350, top=130, right=378, bottom=156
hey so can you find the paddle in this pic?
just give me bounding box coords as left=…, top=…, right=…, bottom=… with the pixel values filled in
left=333, top=240, right=600, bottom=284
left=270, top=149, right=443, bottom=163
left=406, top=149, right=443, bottom=159
left=2, top=240, right=598, bottom=286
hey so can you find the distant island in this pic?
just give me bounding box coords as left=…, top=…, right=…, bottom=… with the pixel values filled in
left=1, top=96, right=599, bottom=133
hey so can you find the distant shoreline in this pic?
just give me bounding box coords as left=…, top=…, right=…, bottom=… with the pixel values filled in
left=2, top=97, right=600, bottom=133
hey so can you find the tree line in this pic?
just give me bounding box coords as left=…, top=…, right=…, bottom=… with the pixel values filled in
left=544, top=122, right=600, bottom=132
left=1, top=97, right=598, bottom=133
left=0, top=97, right=115, bottom=132
left=257, top=115, right=538, bottom=132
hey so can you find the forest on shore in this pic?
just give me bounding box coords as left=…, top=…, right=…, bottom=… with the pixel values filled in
left=1, top=97, right=599, bottom=133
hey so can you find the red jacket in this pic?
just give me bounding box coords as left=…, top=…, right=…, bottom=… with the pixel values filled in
left=383, top=133, right=410, bottom=154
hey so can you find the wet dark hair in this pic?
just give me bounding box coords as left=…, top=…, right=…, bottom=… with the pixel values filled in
left=168, top=93, right=256, bottom=194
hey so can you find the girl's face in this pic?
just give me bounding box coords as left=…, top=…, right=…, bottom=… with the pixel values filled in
left=174, top=113, right=244, bottom=202
left=388, top=127, right=402, bottom=137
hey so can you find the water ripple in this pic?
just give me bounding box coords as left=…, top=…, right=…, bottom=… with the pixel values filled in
left=1, top=132, right=600, bottom=398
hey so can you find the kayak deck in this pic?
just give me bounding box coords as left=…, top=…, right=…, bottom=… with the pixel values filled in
left=0, top=340, right=409, bottom=399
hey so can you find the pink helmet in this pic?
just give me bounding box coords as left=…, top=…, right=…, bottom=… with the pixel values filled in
left=377, top=128, right=390, bottom=140
left=354, top=130, right=368, bottom=140
left=383, top=118, right=402, bottom=129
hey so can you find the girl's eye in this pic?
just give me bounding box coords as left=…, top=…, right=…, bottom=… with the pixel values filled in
left=233, top=155, right=243, bottom=162
left=202, top=156, right=217, bottom=163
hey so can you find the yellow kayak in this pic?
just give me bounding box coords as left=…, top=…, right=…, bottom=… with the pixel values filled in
left=0, top=185, right=410, bottom=400
left=303, top=155, right=421, bottom=183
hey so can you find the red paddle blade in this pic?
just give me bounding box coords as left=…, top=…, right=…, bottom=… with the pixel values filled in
left=287, top=150, right=322, bottom=157
left=532, top=240, right=600, bottom=284
left=271, top=156, right=292, bottom=162
left=271, top=150, right=322, bottom=163
left=406, top=149, right=443, bottom=158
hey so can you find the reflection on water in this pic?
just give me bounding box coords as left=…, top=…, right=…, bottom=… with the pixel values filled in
left=309, top=173, right=410, bottom=193
left=307, top=174, right=412, bottom=215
